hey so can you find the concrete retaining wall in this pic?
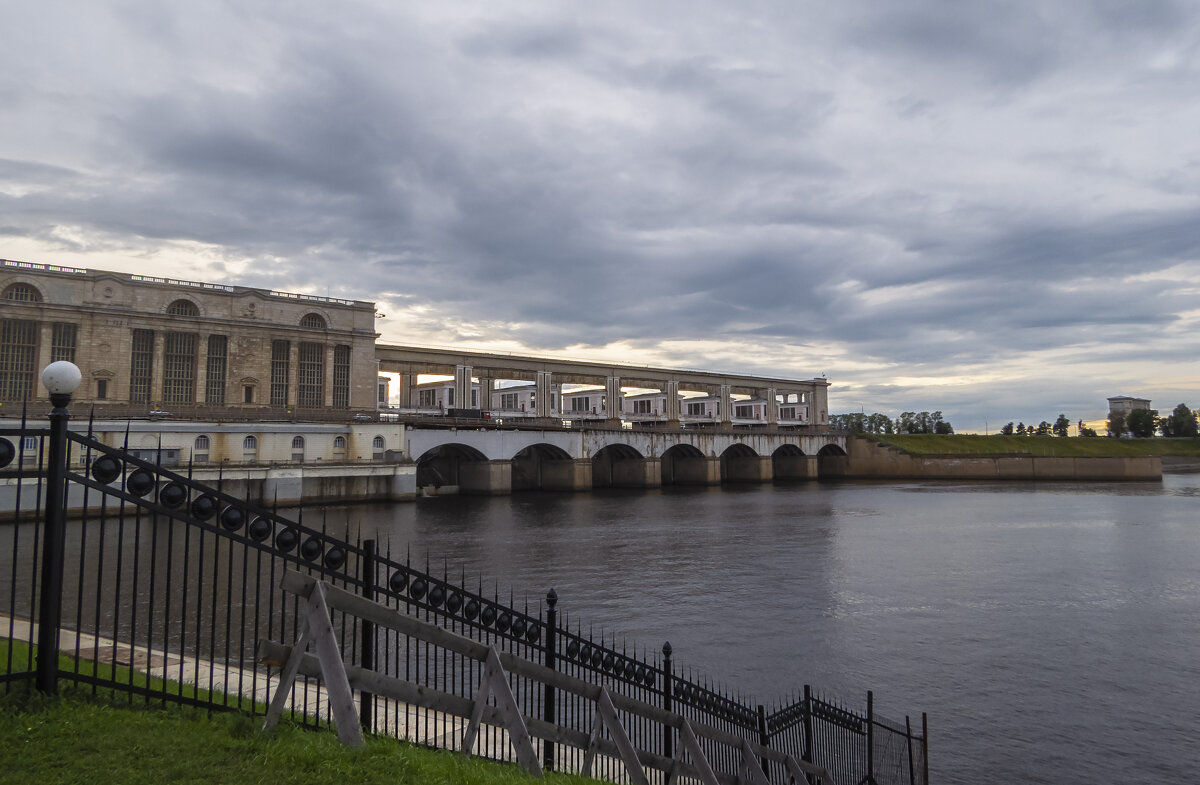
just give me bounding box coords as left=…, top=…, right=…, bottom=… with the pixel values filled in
left=822, top=437, right=1162, bottom=481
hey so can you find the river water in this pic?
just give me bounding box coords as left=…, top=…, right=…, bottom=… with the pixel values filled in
left=321, top=474, right=1200, bottom=785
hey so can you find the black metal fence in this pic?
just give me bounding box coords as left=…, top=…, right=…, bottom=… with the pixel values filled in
left=0, top=410, right=927, bottom=785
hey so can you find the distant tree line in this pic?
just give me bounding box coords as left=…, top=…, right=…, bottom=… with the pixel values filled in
left=998, top=414, right=1073, bottom=437
left=1107, top=404, right=1197, bottom=438
left=830, top=411, right=953, bottom=434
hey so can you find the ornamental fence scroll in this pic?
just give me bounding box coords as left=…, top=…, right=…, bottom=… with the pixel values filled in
left=0, top=411, right=927, bottom=785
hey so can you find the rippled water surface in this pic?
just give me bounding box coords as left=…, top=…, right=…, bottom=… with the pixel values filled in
left=322, top=475, right=1200, bottom=784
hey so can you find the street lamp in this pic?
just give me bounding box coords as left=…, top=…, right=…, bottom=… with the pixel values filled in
left=36, top=361, right=81, bottom=694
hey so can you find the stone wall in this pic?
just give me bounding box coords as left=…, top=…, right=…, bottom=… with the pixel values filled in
left=820, top=436, right=1162, bottom=481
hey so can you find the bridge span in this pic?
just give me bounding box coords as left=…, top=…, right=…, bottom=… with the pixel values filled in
left=405, top=425, right=847, bottom=494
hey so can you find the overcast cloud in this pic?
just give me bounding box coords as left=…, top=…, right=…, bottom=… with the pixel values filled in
left=4, top=1, right=1200, bottom=430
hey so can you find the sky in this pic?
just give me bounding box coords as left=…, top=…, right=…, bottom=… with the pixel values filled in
left=4, top=1, right=1200, bottom=432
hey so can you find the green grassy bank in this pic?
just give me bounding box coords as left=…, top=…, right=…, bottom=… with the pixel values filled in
left=0, top=640, right=594, bottom=785
left=869, top=434, right=1200, bottom=458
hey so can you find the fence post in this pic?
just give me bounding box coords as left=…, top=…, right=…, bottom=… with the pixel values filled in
left=922, top=712, right=929, bottom=785
left=756, top=704, right=771, bottom=778
left=542, top=588, right=558, bottom=772
left=802, top=685, right=815, bottom=784
left=866, top=690, right=875, bottom=785
left=906, top=715, right=916, bottom=785
left=35, top=362, right=80, bottom=695
left=662, top=641, right=673, bottom=759
left=359, top=538, right=376, bottom=734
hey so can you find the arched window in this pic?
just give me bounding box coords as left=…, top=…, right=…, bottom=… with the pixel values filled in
left=243, top=436, right=258, bottom=450
left=291, top=436, right=305, bottom=450
left=333, top=436, right=346, bottom=449
left=300, top=313, right=327, bottom=329
left=2, top=283, right=42, bottom=302
left=167, top=299, right=199, bottom=316
left=372, top=436, right=385, bottom=450
left=195, top=435, right=210, bottom=451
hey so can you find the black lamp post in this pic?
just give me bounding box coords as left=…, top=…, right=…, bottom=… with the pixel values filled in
left=35, top=360, right=81, bottom=694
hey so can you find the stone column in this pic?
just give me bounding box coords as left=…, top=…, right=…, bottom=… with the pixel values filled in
left=401, top=373, right=417, bottom=408
left=665, top=380, right=680, bottom=424
left=765, top=387, right=779, bottom=425
left=150, top=331, right=166, bottom=405
left=453, top=365, right=472, bottom=411
left=479, top=376, right=494, bottom=412
left=535, top=371, right=553, bottom=418
left=719, top=384, right=732, bottom=425
left=812, top=381, right=830, bottom=426
left=605, top=376, right=621, bottom=423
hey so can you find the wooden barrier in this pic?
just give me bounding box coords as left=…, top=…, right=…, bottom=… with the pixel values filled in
left=260, top=571, right=829, bottom=785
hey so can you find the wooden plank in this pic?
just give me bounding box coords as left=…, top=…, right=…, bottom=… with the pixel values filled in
left=596, top=687, right=650, bottom=785
left=580, top=706, right=604, bottom=778
left=306, top=582, right=364, bottom=747
left=785, top=754, right=830, bottom=783
left=676, top=717, right=721, bottom=785
left=738, top=737, right=771, bottom=785
left=461, top=647, right=542, bottom=777
left=261, top=615, right=311, bottom=731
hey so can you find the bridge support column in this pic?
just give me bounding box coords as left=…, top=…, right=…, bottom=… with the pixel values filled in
left=724, top=455, right=774, bottom=483
left=454, top=365, right=473, bottom=410
left=535, top=372, right=553, bottom=418
left=401, top=373, right=417, bottom=408
left=605, top=376, right=621, bottom=424
left=479, top=376, right=494, bottom=413
left=719, top=385, right=732, bottom=426
left=774, top=455, right=818, bottom=481
left=459, top=460, right=512, bottom=496
left=541, top=458, right=593, bottom=492
left=765, top=387, right=779, bottom=426
left=670, top=455, right=720, bottom=486
left=665, top=380, right=681, bottom=425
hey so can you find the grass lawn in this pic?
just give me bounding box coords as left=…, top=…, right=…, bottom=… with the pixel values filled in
left=0, top=640, right=596, bottom=785
left=870, top=434, right=1200, bottom=457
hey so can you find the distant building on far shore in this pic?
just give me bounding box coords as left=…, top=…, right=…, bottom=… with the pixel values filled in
left=1107, top=396, right=1152, bottom=417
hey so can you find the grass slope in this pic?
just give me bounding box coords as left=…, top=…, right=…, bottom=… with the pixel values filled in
left=0, top=696, right=593, bottom=785
left=1, top=640, right=596, bottom=785
left=870, top=434, right=1200, bottom=457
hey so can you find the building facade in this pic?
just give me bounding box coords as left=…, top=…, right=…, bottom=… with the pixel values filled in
left=0, top=260, right=378, bottom=414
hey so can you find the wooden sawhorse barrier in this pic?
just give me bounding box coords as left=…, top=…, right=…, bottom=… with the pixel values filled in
left=260, top=571, right=829, bottom=785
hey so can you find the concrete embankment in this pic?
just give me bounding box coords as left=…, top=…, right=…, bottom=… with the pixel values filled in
left=820, top=437, right=1162, bottom=481
left=1, top=462, right=418, bottom=520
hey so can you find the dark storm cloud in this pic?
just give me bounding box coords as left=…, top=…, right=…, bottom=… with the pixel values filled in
left=3, top=1, right=1199, bottom=429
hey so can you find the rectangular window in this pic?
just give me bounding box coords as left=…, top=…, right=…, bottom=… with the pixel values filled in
left=244, top=385, right=254, bottom=404
left=50, top=323, right=77, bottom=363
left=735, top=405, right=755, bottom=418
left=270, top=340, right=289, bottom=406
left=570, top=396, right=590, bottom=412
left=471, top=388, right=478, bottom=408
left=130, top=329, right=154, bottom=404
left=333, top=345, right=351, bottom=408
left=162, top=332, right=197, bottom=404
left=687, top=402, right=707, bottom=416
left=780, top=406, right=796, bottom=419
left=96, top=379, right=108, bottom=400
left=206, top=335, right=227, bottom=404
left=298, top=342, right=324, bottom=408
left=632, top=399, right=652, bottom=414
left=418, top=389, right=437, bottom=408
left=0, top=319, right=38, bottom=401
left=500, top=392, right=519, bottom=410
left=447, top=388, right=454, bottom=406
